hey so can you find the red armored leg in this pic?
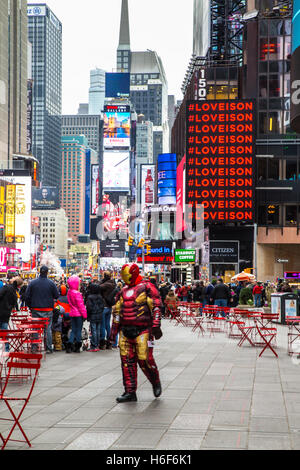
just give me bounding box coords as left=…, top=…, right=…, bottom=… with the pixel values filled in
left=136, top=331, right=160, bottom=387
left=120, top=333, right=138, bottom=394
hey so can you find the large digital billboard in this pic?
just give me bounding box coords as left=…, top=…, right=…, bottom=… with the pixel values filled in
left=176, top=155, right=186, bottom=233
left=186, top=100, right=255, bottom=223
left=103, top=105, right=131, bottom=149
left=32, top=187, right=59, bottom=210
left=157, top=153, right=177, bottom=206
left=105, top=73, right=130, bottom=99
left=100, top=240, right=126, bottom=258
left=101, top=192, right=129, bottom=237
left=103, top=151, right=130, bottom=191
left=136, top=241, right=173, bottom=265
left=291, top=0, right=300, bottom=133
left=91, top=165, right=99, bottom=216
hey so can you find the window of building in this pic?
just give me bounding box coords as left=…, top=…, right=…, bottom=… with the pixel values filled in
left=285, top=159, right=298, bottom=180
left=285, top=205, right=298, bottom=225
left=268, top=157, right=280, bottom=180
left=258, top=205, right=280, bottom=225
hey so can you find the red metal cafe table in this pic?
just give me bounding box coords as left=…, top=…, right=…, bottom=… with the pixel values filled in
left=286, top=316, right=300, bottom=356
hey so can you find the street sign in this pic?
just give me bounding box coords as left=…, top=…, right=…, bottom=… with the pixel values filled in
left=175, top=249, right=196, bottom=264
left=276, top=259, right=289, bottom=263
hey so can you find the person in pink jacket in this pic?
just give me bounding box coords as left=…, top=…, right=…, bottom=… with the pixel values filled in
left=66, top=276, right=87, bottom=353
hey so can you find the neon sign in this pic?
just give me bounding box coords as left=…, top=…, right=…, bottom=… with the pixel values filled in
left=186, top=100, right=256, bottom=223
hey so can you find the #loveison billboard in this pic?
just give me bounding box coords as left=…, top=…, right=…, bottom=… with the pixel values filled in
left=186, top=100, right=255, bottom=223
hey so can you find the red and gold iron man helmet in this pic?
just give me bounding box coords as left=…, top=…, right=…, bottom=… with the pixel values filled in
left=121, top=264, right=142, bottom=287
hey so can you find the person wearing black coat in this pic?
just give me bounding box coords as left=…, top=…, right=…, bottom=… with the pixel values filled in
left=25, top=266, right=59, bottom=354
left=210, top=279, right=232, bottom=316
left=86, top=283, right=105, bottom=351
left=193, top=282, right=206, bottom=304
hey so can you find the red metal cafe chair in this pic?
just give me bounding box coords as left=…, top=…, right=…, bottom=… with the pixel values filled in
left=253, top=316, right=278, bottom=358
left=17, top=322, right=46, bottom=357
left=237, top=317, right=257, bottom=348
left=0, top=352, right=43, bottom=450
left=191, top=315, right=206, bottom=337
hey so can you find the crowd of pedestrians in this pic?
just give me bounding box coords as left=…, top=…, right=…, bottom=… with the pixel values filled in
left=1, top=266, right=300, bottom=354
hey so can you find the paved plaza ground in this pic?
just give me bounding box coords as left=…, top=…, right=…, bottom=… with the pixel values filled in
left=1, top=318, right=300, bottom=451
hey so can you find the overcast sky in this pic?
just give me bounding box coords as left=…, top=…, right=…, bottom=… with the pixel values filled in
left=28, top=0, right=194, bottom=115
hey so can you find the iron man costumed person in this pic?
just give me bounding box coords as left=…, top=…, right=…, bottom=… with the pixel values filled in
left=109, top=264, right=163, bottom=403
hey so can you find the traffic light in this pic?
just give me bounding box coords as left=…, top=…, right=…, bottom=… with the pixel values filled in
left=128, top=236, right=134, bottom=247
left=138, top=238, right=145, bottom=248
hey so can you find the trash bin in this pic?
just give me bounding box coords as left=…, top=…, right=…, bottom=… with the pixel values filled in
left=271, top=293, right=299, bottom=325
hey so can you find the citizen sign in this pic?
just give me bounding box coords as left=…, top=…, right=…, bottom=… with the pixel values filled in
left=209, top=241, right=239, bottom=264
left=212, top=248, right=235, bottom=254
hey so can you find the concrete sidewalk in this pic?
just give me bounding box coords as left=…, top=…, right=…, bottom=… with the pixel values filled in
left=1, top=318, right=300, bottom=450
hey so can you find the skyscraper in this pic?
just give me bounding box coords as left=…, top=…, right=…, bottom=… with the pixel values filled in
left=0, top=0, right=28, bottom=169
left=61, top=114, right=102, bottom=155
left=61, top=135, right=89, bottom=241
left=89, top=68, right=106, bottom=115
left=28, top=4, right=62, bottom=187
left=117, top=0, right=131, bottom=73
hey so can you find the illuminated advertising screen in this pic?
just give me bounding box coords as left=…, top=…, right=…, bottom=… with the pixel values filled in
left=2, top=176, right=32, bottom=262
left=293, top=1, right=300, bottom=53
left=291, top=1, right=300, bottom=133
left=103, top=151, right=130, bottom=191
left=103, top=105, right=131, bottom=149
left=85, top=150, right=91, bottom=235
left=186, top=100, right=255, bottom=223
left=285, top=272, right=300, bottom=280
left=100, top=240, right=126, bottom=258
left=101, top=192, right=129, bottom=238
left=32, top=187, right=59, bottom=210
left=157, top=153, right=177, bottom=206
left=176, top=155, right=186, bottom=233
left=105, top=73, right=130, bottom=98
left=91, top=165, right=99, bottom=216
left=136, top=240, right=173, bottom=265
left=141, top=165, right=156, bottom=209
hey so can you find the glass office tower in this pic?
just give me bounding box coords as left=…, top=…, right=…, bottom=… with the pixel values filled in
left=28, top=4, right=62, bottom=188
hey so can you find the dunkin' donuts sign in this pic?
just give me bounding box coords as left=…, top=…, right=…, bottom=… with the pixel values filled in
left=186, top=100, right=255, bottom=223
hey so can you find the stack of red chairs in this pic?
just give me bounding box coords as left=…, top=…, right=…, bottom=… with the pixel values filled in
left=10, top=312, right=49, bottom=358
left=0, top=352, right=43, bottom=450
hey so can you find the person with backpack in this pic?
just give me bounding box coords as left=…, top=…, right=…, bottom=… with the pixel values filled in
left=86, top=283, right=104, bottom=352
left=99, top=271, right=118, bottom=350
left=51, top=304, right=65, bottom=352
left=25, top=266, right=59, bottom=354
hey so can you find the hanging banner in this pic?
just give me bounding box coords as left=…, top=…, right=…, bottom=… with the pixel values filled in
left=15, top=185, right=26, bottom=243
left=0, top=186, right=5, bottom=227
